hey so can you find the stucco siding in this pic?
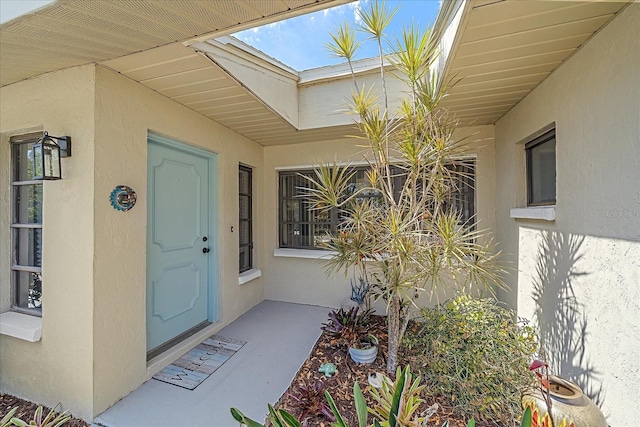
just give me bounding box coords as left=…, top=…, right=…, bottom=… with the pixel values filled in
left=0, top=65, right=97, bottom=421
left=494, top=4, right=639, bottom=424
left=298, top=72, right=406, bottom=129
left=0, top=63, right=268, bottom=420
left=263, top=125, right=497, bottom=309
left=91, top=65, right=266, bottom=416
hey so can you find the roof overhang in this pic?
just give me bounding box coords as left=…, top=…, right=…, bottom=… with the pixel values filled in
left=433, top=0, right=631, bottom=126
left=101, top=38, right=366, bottom=146
left=0, top=0, right=352, bottom=87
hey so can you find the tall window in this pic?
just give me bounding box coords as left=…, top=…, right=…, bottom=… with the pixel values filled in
left=526, top=128, right=556, bottom=206
left=10, top=133, right=44, bottom=313
left=278, top=162, right=476, bottom=250
left=239, top=165, right=253, bottom=273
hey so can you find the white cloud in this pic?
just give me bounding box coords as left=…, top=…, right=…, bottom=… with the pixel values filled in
left=322, top=0, right=362, bottom=19
left=266, top=20, right=284, bottom=29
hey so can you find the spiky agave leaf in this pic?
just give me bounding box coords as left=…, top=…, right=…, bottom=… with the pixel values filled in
left=357, top=0, right=397, bottom=41
left=326, top=22, right=361, bottom=61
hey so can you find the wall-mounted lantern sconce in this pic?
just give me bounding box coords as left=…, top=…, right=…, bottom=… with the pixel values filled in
left=32, top=132, right=71, bottom=180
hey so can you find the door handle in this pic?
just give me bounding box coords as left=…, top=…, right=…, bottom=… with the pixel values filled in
left=202, top=247, right=210, bottom=253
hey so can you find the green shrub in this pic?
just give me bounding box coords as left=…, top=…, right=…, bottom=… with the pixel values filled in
left=403, top=293, right=537, bottom=424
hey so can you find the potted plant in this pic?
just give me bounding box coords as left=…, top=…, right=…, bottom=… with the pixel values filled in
left=348, top=333, right=378, bottom=364
left=525, top=359, right=607, bottom=427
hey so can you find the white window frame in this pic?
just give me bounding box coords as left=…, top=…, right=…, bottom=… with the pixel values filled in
left=525, top=127, right=556, bottom=207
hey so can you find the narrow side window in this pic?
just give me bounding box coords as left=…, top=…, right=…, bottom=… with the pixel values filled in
left=239, top=165, right=253, bottom=273
left=10, top=133, right=44, bottom=314
left=526, top=128, right=556, bottom=206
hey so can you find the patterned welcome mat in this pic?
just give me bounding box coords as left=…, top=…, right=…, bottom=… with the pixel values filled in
left=153, top=335, right=246, bottom=390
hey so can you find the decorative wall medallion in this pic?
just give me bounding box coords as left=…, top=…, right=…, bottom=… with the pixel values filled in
left=110, top=185, right=137, bottom=211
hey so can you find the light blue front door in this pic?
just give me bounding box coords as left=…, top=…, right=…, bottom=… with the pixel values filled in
left=147, top=137, right=213, bottom=352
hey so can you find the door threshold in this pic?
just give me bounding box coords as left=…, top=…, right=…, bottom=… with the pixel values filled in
left=146, top=321, right=222, bottom=380
left=147, top=320, right=212, bottom=361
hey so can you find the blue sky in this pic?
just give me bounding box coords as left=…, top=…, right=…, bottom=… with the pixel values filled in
left=0, top=0, right=55, bottom=24
left=234, top=0, right=442, bottom=71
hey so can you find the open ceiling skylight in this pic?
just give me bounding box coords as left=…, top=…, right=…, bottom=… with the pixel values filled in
left=232, top=0, right=440, bottom=71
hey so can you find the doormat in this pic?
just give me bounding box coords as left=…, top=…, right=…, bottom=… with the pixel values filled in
left=152, top=335, right=246, bottom=390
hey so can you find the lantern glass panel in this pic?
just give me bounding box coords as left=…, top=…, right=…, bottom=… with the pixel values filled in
left=45, top=142, right=61, bottom=178
left=32, top=143, right=44, bottom=180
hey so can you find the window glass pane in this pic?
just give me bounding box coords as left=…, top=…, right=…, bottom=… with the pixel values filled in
left=14, top=228, right=42, bottom=267
left=282, top=199, right=311, bottom=223
left=280, top=223, right=310, bottom=248
left=448, top=162, right=475, bottom=225
left=312, top=208, right=330, bottom=223
left=313, top=224, right=332, bottom=248
left=239, top=168, right=251, bottom=194
left=13, top=270, right=42, bottom=310
left=14, top=184, right=43, bottom=223
left=239, top=247, right=251, bottom=273
left=281, top=172, right=311, bottom=198
left=239, top=221, right=251, bottom=246
left=529, top=138, right=556, bottom=204
left=239, top=195, right=250, bottom=220
left=13, top=142, right=36, bottom=181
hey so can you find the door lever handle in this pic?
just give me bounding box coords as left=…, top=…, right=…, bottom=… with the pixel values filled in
left=202, top=247, right=210, bottom=253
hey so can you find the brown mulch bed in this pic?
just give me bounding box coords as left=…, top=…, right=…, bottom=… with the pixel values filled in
left=0, top=394, right=89, bottom=427
left=277, top=315, right=502, bottom=427
left=1, top=317, right=505, bottom=427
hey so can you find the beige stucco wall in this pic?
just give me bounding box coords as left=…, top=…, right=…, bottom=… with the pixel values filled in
left=298, top=71, right=406, bottom=129
left=493, top=4, right=639, bottom=425
left=0, top=65, right=96, bottom=420
left=91, top=65, right=266, bottom=416
left=262, top=125, right=497, bottom=309
left=0, top=63, right=267, bottom=419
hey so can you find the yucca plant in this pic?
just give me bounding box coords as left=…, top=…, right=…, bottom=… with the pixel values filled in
left=311, top=0, right=506, bottom=374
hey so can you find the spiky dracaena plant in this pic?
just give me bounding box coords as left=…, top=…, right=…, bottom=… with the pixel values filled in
left=309, top=0, right=506, bottom=374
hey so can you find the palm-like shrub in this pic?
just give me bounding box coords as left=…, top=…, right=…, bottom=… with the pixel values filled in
left=308, top=0, right=505, bottom=374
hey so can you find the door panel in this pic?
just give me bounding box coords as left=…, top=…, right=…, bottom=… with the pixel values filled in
left=152, top=159, right=202, bottom=251
left=147, top=140, right=210, bottom=352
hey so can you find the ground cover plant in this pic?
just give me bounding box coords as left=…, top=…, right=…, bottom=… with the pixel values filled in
left=402, top=294, right=538, bottom=425
left=235, top=309, right=537, bottom=426
left=0, top=396, right=87, bottom=427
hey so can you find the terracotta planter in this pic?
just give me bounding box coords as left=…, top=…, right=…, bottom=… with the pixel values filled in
left=349, top=336, right=378, bottom=364
left=523, top=375, right=607, bottom=427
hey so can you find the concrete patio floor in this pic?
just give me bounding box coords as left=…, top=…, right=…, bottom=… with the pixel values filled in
left=93, top=300, right=331, bottom=427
